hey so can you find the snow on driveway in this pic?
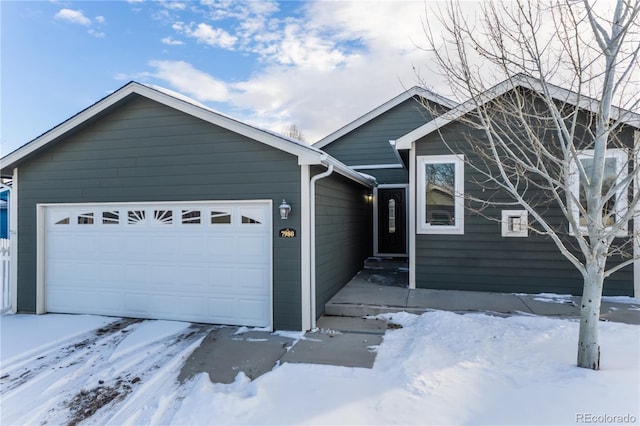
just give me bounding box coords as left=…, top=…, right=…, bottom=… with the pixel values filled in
left=1, top=311, right=639, bottom=425
left=1, top=315, right=210, bottom=425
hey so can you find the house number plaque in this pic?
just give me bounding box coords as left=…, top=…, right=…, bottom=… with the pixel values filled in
left=279, top=228, right=296, bottom=238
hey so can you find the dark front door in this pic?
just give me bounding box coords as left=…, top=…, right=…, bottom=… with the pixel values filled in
left=377, top=188, right=406, bottom=255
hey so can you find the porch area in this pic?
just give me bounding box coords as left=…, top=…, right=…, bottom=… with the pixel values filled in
left=324, top=258, right=640, bottom=325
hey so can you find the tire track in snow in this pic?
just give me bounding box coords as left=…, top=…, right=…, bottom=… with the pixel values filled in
left=0, top=318, right=141, bottom=394
left=0, top=320, right=212, bottom=426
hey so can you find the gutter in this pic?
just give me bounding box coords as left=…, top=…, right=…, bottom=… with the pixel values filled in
left=309, top=162, right=334, bottom=329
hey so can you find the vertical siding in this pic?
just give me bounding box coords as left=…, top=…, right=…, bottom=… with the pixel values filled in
left=314, top=168, right=373, bottom=316
left=15, top=95, right=303, bottom=329
left=414, top=119, right=634, bottom=296
left=324, top=97, right=441, bottom=184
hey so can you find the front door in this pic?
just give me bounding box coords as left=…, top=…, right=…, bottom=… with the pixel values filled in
left=377, top=188, right=406, bottom=255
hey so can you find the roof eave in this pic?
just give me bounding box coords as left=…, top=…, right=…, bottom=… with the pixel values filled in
left=314, top=86, right=457, bottom=149
left=395, top=75, right=640, bottom=149
left=1, top=82, right=328, bottom=171
left=1, top=83, right=139, bottom=171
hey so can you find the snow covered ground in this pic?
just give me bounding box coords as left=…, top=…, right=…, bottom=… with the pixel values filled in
left=1, top=311, right=638, bottom=425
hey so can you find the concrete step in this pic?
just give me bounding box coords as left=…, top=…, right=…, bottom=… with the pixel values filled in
left=364, top=256, right=408, bottom=271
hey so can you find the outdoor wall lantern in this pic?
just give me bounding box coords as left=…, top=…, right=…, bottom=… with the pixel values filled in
left=279, top=199, right=292, bottom=220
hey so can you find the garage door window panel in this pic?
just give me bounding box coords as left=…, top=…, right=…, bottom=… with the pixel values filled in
left=102, top=211, right=120, bottom=225
left=153, top=210, right=173, bottom=225
left=128, top=210, right=146, bottom=225
left=55, top=217, right=70, bottom=225
left=240, top=207, right=264, bottom=225
left=211, top=211, right=232, bottom=224
left=182, top=210, right=201, bottom=224
left=77, top=213, right=94, bottom=225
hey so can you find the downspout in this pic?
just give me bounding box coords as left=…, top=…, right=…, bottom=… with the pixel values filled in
left=1, top=176, right=16, bottom=314
left=310, top=162, right=334, bottom=329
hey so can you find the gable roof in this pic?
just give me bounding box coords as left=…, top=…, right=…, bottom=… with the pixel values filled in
left=0, top=82, right=373, bottom=187
left=395, top=74, right=640, bottom=150
left=314, top=86, right=457, bottom=149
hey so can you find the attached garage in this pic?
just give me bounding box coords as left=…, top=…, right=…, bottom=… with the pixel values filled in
left=40, top=201, right=272, bottom=326
left=0, top=81, right=375, bottom=330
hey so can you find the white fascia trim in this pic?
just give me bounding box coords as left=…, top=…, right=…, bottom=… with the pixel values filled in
left=395, top=82, right=515, bottom=150
left=2, top=84, right=138, bottom=167
left=135, top=84, right=327, bottom=165
left=268, top=199, right=275, bottom=331
left=395, top=74, right=640, bottom=150
left=323, top=156, right=376, bottom=188
left=37, top=199, right=273, bottom=208
left=1, top=82, right=327, bottom=169
left=409, top=150, right=416, bottom=289
left=36, top=203, right=45, bottom=314
left=388, top=140, right=405, bottom=165
left=9, top=168, right=18, bottom=313
left=314, top=87, right=457, bottom=149
left=351, top=164, right=404, bottom=170
left=300, top=165, right=312, bottom=330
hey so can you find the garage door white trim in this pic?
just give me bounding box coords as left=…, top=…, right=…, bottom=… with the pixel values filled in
left=36, top=200, right=273, bottom=327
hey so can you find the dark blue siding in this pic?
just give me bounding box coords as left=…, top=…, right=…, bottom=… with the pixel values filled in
left=414, top=119, right=634, bottom=296
left=314, top=168, right=373, bottom=316
left=13, top=95, right=304, bottom=329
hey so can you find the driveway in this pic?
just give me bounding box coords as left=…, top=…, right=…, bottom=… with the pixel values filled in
left=0, top=314, right=385, bottom=425
left=1, top=311, right=638, bottom=426
left=1, top=316, right=213, bottom=425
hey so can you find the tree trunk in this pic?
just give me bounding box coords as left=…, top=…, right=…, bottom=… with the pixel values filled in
left=577, top=263, right=605, bottom=370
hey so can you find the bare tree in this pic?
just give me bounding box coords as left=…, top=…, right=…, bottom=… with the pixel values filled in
left=282, top=124, right=306, bottom=142
left=422, top=0, right=640, bottom=370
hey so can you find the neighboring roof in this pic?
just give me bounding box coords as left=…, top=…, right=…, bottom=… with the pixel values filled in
left=314, top=86, right=458, bottom=149
left=0, top=82, right=373, bottom=187
left=395, top=74, right=640, bottom=150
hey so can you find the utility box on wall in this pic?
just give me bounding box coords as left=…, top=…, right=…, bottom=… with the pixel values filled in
left=501, top=210, right=528, bottom=238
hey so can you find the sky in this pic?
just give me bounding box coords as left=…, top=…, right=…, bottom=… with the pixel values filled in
left=0, top=0, right=459, bottom=156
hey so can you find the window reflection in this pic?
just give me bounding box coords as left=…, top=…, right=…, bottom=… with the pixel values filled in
left=425, top=163, right=455, bottom=225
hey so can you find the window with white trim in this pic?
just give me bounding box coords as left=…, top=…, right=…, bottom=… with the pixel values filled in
left=417, top=154, right=465, bottom=234
left=569, top=148, right=628, bottom=235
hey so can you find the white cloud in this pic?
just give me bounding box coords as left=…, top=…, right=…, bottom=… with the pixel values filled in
left=147, top=60, right=230, bottom=103
left=161, top=36, right=184, bottom=46
left=227, top=1, right=449, bottom=141
left=174, top=22, right=237, bottom=49
left=162, top=2, right=186, bottom=11
left=266, top=23, right=348, bottom=71
left=95, top=16, right=105, bottom=24
left=54, top=9, right=91, bottom=26
left=88, top=29, right=106, bottom=38
left=152, top=1, right=456, bottom=141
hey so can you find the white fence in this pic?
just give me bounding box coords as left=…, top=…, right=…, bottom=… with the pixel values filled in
left=1, top=239, right=10, bottom=313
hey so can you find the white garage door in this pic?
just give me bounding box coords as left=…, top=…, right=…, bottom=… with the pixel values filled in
left=42, top=201, right=272, bottom=327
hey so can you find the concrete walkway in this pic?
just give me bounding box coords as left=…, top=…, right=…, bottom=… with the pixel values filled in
left=325, top=258, right=640, bottom=325
left=179, top=316, right=388, bottom=384
left=181, top=258, right=639, bottom=384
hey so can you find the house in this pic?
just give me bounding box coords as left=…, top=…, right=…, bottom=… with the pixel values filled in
left=315, top=87, right=457, bottom=257
left=2, top=77, right=637, bottom=332
left=392, top=75, right=640, bottom=297
left=0, top=82, right=374, bottom=331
